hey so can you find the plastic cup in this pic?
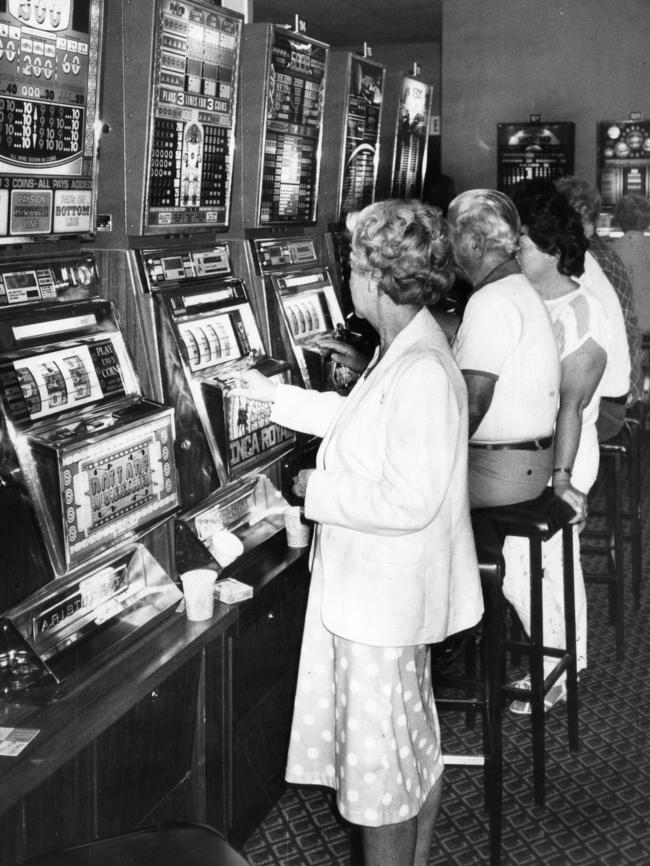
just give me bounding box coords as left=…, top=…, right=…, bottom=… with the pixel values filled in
left=284, top=506, right=311, bottom=548
left=180, top=569, right=217, bottom=621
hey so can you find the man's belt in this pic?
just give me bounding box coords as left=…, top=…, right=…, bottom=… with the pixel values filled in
left=470, top=435, right=553, bottom=451
left=601, top=393, right=628, bottom=406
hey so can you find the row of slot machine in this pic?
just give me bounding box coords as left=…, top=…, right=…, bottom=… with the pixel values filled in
left=0, top=0, right=433, bottom=699
left=496, top=115, right=650, bottom=231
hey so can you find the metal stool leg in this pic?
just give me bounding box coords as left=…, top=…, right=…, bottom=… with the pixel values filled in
left=561, top=524, right=579, bottom=752
left=626, top=417, right=643, bottom=609
left=528, top=529, right=547, bottom=807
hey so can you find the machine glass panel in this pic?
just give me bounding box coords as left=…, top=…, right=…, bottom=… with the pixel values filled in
left=597, top=120, right=650, bottom=214
left=258, top=27, right=327, bottom=225
left=497, top=121, right=575, bottom=194
left=143, top=0, right=242, bottom=232
left=0, top=0, right=103, bottom=241
left=390, top=76, right=431, bottom=200
left=339, top=55, right=384, bottom=220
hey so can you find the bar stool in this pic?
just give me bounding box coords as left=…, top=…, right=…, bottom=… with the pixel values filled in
left=23, top=823, right=250, bottom=866
left=432, top=515, right=505, bottom=866
left=582, top=414, right=642, bottom=660
left=472, top=487, right=579, bottom=808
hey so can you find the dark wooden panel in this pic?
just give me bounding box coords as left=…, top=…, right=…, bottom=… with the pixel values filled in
left=95, top=655, right=201, bottom=835
left=22, top=751, right=96, bottom=861
left=228, top=559, right=310, bottom=845
left=232, top=562, right=309, bottom=720
left=204, top=635, right=231, bottom=837
left=0, top=803, right=24, bottom=865
left=230, top=672, right=297, bottom=847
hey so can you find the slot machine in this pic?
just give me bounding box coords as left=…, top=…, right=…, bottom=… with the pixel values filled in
left=374, top=68, right=433, bottom=203
left=597, top=118, right=650, bottom=222
left=497, top=119, right=575, bottom=195
left=230, top=22, right=361, bottom=492
left=320, top=48, right=386, bottom=227
left=94, top=0, right=294, bottom=574
left=251, top=238, right=358, bottom=395
left=234, top=23, right=359, bottom=396
left=388, top=73, right=432, bottom=200
left=0, top=1, right=182, bottom=695
left=318, top=47, right=386, bottom=346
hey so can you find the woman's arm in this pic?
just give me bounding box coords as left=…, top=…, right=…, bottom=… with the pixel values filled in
left=553, top=337, right=607, bottom=521
left=228, top=369, right=345, bottom=439
left=304, top=355, right=460, bottom=534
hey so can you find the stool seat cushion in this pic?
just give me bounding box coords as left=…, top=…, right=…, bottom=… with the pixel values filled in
left=472, top=487, right=576, bottom=542
left=23, top=823, right=250, bottom=866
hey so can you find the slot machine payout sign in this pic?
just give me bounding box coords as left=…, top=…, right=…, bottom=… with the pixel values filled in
left=0, top=0, right=102, bottom=239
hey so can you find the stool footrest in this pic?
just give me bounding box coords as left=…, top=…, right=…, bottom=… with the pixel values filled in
left=443, top=754, right=486, bottom=766
left=501, top=639, right=567, bottom=661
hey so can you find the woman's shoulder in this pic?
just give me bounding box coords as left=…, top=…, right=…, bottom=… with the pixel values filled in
left=554, top=286, right=609, bottom=341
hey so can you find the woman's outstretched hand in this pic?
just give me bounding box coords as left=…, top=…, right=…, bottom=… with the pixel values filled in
left=316, top=337, right=370, bottom=374
left=227, top=369, right=279, bottom=402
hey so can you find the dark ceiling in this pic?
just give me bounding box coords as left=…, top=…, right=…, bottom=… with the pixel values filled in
left=250, top=0, right=442, bottom=47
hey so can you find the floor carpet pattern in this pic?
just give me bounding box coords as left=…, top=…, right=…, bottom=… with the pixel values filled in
left=242, top=433, right=650, bottom=865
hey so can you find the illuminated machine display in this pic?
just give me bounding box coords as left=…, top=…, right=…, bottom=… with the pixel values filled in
left=128, top=0, right=240, bottom=234
left=0, top=1, right=184, bottom=696
left=497, top=120, right=575, bottom=194
left=234, top=23, right=328, bottom=229
left=0, top=0, right=102, bottom=243
left=389, top=75, right=432, bottom=199
left=597, top=119, right=650, bottom=212
left=318, top=50, right=385, bottom=225
left=95, top=2, right=295, bottom=576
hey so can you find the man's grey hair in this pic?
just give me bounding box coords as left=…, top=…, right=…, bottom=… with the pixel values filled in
left=447, top=189, right=520, bottom=256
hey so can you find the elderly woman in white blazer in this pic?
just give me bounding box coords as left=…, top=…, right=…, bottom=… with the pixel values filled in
left=232, top=200, right=483, bottom=866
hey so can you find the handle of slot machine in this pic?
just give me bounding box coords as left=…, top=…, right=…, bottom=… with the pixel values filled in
left=227, top=369, right=278, bottom=402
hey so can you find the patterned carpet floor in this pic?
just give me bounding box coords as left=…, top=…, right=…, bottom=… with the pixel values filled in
left=242, top=431, right=650, bottom=865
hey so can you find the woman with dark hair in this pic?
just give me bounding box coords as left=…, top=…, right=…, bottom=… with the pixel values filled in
left=504, top=185, right=609, bottom=713
left=229, top=199, right=483, bottom=864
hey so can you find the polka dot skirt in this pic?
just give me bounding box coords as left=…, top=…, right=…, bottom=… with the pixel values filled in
left=285, top=556, right=444, bottom=827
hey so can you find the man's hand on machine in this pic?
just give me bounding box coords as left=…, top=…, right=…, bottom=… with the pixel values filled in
left=316, top=336, right=369, bottom=374
left=227, top=369, right=278, bottom=402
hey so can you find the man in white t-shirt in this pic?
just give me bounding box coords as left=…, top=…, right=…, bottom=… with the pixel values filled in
left=448, top=189, right=561, bottom=507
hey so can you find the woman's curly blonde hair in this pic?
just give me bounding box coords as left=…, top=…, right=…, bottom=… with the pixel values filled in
left=346, top=199, right=454, bottom=306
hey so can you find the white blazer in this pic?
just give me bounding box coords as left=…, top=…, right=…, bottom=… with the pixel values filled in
left=271, top=308, right=483, bottom=647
